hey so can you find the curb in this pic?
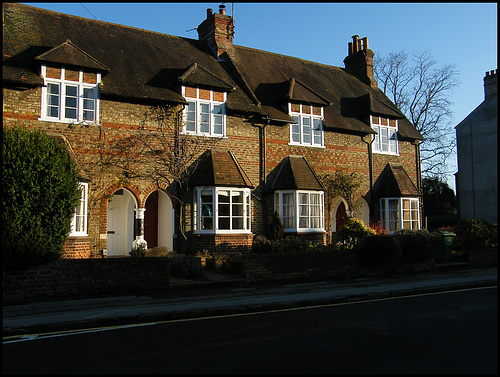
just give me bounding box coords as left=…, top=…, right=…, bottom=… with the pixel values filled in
left=3, top=278, right=496, bottom=339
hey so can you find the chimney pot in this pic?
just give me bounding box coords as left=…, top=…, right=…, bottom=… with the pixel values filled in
left=484, top=69, right=497, bottom=98
left=207, top=8, right=213, bottom=17
left=219, top=4, right=226, bottom=15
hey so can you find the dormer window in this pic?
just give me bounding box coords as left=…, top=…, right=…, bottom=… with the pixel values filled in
left=39, top=64, right=101, bottom=124
left=289, top=103, right=324, bottom=147
left=371, top=115, right=398, bottom=155
left=182, top=86, right=227, bottom=138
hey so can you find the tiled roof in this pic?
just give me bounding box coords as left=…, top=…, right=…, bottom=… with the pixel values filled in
left=35, top=39, right=109, bottom=71
left=373, top=163, right=420, bottom=197
left=2, top=3, right=423, bottom=140
left=272, top=156, right=324, bottom=191
left=192, top=150, right=253, bottom=188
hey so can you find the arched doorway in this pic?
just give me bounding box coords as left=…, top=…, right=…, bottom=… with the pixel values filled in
left=144, top=190, right=174, bottom=251
left=107, top=189, right=136, bottom=257
left=336, top=201, right=348, bottom=231
left=354, top=197, right=370, bottom=227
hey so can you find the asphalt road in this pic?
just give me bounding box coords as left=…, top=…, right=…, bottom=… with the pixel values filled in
left=3, top=286, right=497, bottom=374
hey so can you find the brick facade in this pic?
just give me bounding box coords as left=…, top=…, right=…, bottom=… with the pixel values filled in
left=3, top=3, right=423, bottom=258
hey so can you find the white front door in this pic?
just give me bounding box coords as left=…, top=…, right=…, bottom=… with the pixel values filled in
left=107, top=190, right=135, bottom=256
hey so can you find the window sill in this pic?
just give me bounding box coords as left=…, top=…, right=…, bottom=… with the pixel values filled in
left=39, top=117, right=100, bottom=126
left=288, top=142, right=325, bottom=149
left=193, top=230, right=252, bottom=235
left=181, top=132, right=227, bottom=139
left=373, top=151, right=399, bottom=156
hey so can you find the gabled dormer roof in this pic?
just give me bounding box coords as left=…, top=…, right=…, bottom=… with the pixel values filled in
left=178, top=63, right=235, bottom=92
left=374, top=163, right=420, bottom=197
left=192, top=150, right=254, bottom=188
left=35, top=39, right=110, bottom=72
left=272, top=156, right=324, bottom=191
left=286, top=78, right=332, bottom=106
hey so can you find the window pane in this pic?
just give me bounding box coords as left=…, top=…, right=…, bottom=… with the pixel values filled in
left=313, top=119, right=322, bottom=145
left=186, top=102, right=196, bottom=131
left=200, top=103, right=210, bottom=133
left=65, top=85, right=78, bottom=119
left=291, top=116, right=300, bottom=142
left=219, top=217, right=230, bottom=230
left=302, top=117, right=311, bottom=144
left=381, top=128, right=389, bottom=151
left=232, top=218, right=244, bottom=230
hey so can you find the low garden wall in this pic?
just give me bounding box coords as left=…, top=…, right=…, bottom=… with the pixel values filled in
left=3, top=257, right=170, bottom=303
left=469, top=248, right=497, bottom=267
left=235, top=250, right=434, bottom=282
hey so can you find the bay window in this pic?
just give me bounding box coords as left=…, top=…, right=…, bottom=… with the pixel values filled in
left=380, top=197, right=420, bottom=232
left=275, top=190, right=324, bottom=232
left=193, top=187, right=251, bottom=233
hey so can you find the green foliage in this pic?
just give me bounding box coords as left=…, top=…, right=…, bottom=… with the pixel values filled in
left=251, top=235, right=340, bottom=254
left=321, top=171, right=363, bottom=211
left=267, top=211, right=284, bottom=241
left=2, top=127, right=80, bottom=270
left=337, top=217, right=376, bottom=248
left=394, top=229, right=434, bottom=263
left=251, top=234, right=273, bottom=253
left=354, top=234, right=402, bottom=267
left=453, top=218, right=497, bottom=251
left=271, top=236, right=313, bottom=253
left=129, top=242, right=147, bottom=258
left=422, top=177, right=457, bottom=217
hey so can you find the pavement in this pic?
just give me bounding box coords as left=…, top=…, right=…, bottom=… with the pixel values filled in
left=3, top=264, right=497, bottom=339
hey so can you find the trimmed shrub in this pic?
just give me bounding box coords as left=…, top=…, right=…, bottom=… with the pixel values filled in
left=354, top=234, right=401, bottom=267
left=267, top=211, right=284, bottom=240
left=394, top=229, right=434, bottom=263
left=251, top=234, right=273, bottom=253
left=337, top=217, right=376, bottom=248
left=2, top=127, right=80, bottom=270
left=272, top=236, right=312, bottom=253
left=453, top=218, right=497, bottom=251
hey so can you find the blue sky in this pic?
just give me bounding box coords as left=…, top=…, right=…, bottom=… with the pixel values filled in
left=23, top=3, right=498, bottom=190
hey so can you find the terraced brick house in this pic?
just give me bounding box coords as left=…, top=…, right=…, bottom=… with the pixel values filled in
left=3, top=3, right=424, bottom=258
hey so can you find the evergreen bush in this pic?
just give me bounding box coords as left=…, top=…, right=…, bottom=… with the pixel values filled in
left=2, top=127, right=80, bottom=270
left=354, top=234, right=402, bottom=267
left=251, top=234, right=273, bottom=253
left=337, top=217, right=376, bottom=248
left=394, top=229, right=434, bottom=263
left=453, top=218, right=497, bottom=251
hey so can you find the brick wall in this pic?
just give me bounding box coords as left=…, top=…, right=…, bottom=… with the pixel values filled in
left=3, top=258, right=170, bottom=302
left=3, top=80, right=420, bottom=255
left=241, top=251, right=434, bottom=282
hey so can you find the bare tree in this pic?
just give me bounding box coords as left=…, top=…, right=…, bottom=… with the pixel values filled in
left=374, top=50, right=460, bottom=180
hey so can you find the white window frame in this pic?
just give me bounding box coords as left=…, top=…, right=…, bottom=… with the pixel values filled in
left=69, top=182, right=88, bottom=236
left=371, top=115, right=398, bottom=155
left=289, top=103, right=325, bottom=148
left=274, top=190, right=325, bottom=232
left=380, top=197, right=420, bottom=233
left=193, top=187, right=251, bottom=234
left=182, top=86, right=227, bottom=138
left=39, top=65, right=101, bottom=124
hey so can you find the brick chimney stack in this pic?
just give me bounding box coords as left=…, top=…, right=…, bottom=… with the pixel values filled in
left=197, top=5, right=235, bottom=61
left=343, top=35, right=377, bottom=88
left=484, top=69, right=497, bottom=98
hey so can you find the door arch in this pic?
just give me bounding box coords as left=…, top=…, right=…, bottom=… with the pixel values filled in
left=107, top=188, right=137, bottom=257
left=144, top=190, right=174, bottom=251
left=332, top=197, right=349, bottom=233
